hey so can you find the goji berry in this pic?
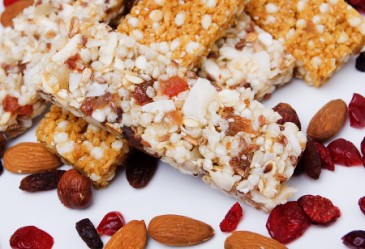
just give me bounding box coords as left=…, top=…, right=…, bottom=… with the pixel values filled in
left=327, top=138, right=362, bottom=166
left=359, top=197, right=365, bottom=215
left=10, top=226, right=54, bottom=249
left=266, top=201, right=311, bottom=244
left=342, top=230, right=365, bottom=248
left=313, top=140, right=335, bottom=171
left=97, top=211, right=125, bottom=236
left=298, top=195, right=341, bottom=225
left=348, top=93, right=365, bottom=128
left=219, top=202, right=243, bottom=232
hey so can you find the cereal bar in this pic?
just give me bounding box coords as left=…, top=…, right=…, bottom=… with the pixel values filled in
left=245, top=0, right=365, bottom=87
left=37, top=20, right=306, bottom=211
left=117, top=0, right=245, bottom=68
left=199, top=12, right=295, bottom=100
left=0, top=0, right=124, bottom=137
left=36, top=106, right=129, bottom=188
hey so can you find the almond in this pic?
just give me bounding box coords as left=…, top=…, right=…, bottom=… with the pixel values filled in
left=3, top=142, right=62, bottom=174
left=148, top=214, right=214, bottom=246
left=224, top=231, right=287, bottom=249
left=1, top=0, right=34, bottom=27
left=307, top=99, right=347, bottom=141
left=105, top=220, right=147, bottom=249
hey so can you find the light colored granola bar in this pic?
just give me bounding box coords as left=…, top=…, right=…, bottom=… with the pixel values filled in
left=36, top=106, right=129, bottom=188
left=37, top=20, right=306, bottom=211
left=199, top=12, right=295, bottom=100
left=245, top=0, right=365, bottom=87
left=0, top=0, right=124, bottom=138
left=117, top=0, right=245, bottom=68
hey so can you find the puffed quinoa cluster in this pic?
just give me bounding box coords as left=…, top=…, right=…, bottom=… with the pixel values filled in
left=36, top=20, right=306, bottom=211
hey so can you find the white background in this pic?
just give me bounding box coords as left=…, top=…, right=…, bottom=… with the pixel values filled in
left=1, top=2, right=365, bottom=248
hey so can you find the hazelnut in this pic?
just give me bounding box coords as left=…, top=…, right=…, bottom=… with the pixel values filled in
left=57, top=169, right=92, bottom=209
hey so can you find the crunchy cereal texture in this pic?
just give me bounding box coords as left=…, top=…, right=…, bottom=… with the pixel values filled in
left=245, top=0, right=365, bottom=87
left=36, top=106, right=129, bottom=188
left=118, top=0, right=245, bottom=68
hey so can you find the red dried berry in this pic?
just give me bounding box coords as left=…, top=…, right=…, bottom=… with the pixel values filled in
left=327, top=138, right=362, bottom=166
left=266, top=201, right=311, bottom=244
left=298, top=195, right=341, bottom=225
left=219, top=202, right=243, bottom=232
left=10, top=226, right=54, bottom=249
left=346, top=0, right=365, bottom=12
left=3, top=0, right=18, bottom=7
left=342, top=230, right=365, bottom=248
left=97, top=211, right=125, bottom=236
left=313, top=140, right=335, bottom=171
left=349, top=93, right=365, bottom=128
left=359, top=197, right=365, bottom=215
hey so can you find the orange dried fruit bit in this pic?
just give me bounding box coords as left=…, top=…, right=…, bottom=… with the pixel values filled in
left=226, top=116, right=255, bottom=136
left=160, top=76, right=189, bottom=98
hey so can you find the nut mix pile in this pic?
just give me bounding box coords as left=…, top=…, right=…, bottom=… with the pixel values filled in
left=1, top=0, right=365, bottom=248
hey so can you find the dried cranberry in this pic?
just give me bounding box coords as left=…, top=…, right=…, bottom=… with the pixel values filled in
left=298, top=195, right=341, bottom=225
left=349, top=93, right=365, bottom=128
left=346, top=0, right=365, bottom=12
left=327, top=138, right=362, bottom=166
left=266, top=201, right=311, bottom=244
left=97, top=211, right=125, bottom=236
left=219, top=202, right=243, bottom=232
left=297, top=137, right=322, bottom=179
left=342, top=230, right=365, bottom=248
left=356, top=52, right=365, bottom=72
left=313, top=140, right=335, bottom=171
left=19, top=170, right=66, bottom=192
left=359, top=197, right=365, bottom=215
left=76, top=218, right=103, bottom=249
left=3, top=0, right=18, bottom=7
left=10, top=226, right=54, bottom=249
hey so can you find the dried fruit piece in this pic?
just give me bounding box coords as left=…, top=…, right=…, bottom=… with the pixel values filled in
left=19, top=170, right=65, bottom=192
left=313, top=140, right=335, bottom=171
left=349, top=93, right=365, bottom=128
left=359, top=197, right=365, bottom=215
left=307, top=99, right=347, bottom=141
left=3, top=95, right=33, bottom=116
left=1, top=0, right=34, bottom=27
left=0, top=160, right=3, bottom=176
left=57, top=169, right=92, bottom=209
left=10, top=226, right=54, bottom=249
left=327, top=138, right=362, bottom=166
left=297, top=137, right=321, bottom=179
left=298, top=195, right=341, bottom=225
left=105, top=220, right=147, bottom=249
left=219, top=202, right=243, bottom=232
left=224, top=231, right=287, bottom=249
left=266, top=201, right=311, bottom=244
left=4, top=0, right=19, bottom=7
left=148, top=214, right=215, bottom=246
left=355, top=52, right=365, bottom=72
left=273, top=103, right=301, bottom=130
left=0, top=133, right=7, bottom=156
left=226, top=115, right=256, bottom=136
left=76, top=218, right=103, bottom=249
left=97, top=211, right=125, bottom=236
left=342, top=230, right=365, bottom=248
left=133, top=80, right=154, bottom=106
left=126, top=150, right=158, bottom=188
left=160, top=76, right=189, bottom=98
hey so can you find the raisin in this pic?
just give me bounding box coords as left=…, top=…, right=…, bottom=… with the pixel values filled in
left=76, top=218, right=103, bottom=249
left=0, top=132, right=7, bottom=156
left=327, top=138, right=362, bottom=166
left=159, top=76, right=189, bottom=98
left=342, top=230, right=365, bottom=248
left=298, top=195, right=341, bottom=225
left=126, top=149, right=158, bottom=188
left=10, top=226, right=54, bottom=249
left=266, top=201, right=311, bottom=244
left=359, top=197, right=365, bottom=215
left=349, top=93, right=365, bottom=128
left=0, top=160, right=3, bottom=176
left=355, top=52, right=365, bottom=72
left=97, top=211, right=125, bottom=236
left=19, top=170, right=66, bottom=192
left=297, top=137, right=321, bottom=179
left=346, top=0, right=365, bottom=12
left=133, top=80, right=154, bottom=106
left=219, top=202, right=243, bottom=232
left=273, top=103, right=302, bottom=130
left=313, top=140, right=335, bottom=171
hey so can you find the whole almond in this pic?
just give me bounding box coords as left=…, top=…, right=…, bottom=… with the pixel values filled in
left=148, top=214, right=214, bottom=246
left=1, top=0, right=34, bottom=27
left=3, top=142, right=62, bottom=174
left=224, top=231, right=287, bottom=249
left=307, top=99, right=347, bottom=141
left=105, top=220, right=147, bottom=249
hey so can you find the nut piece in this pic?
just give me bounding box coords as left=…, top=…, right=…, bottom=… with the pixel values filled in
left=273, top=103, right=301, bottom=130
left=307, top=99, right=347, bottom=141
left=3, top=142, right=62, bottom=174
left=224, top=231, right=287, bottom=249
left=105, top=220, right=147, bottom=249
left=57, top=169, right=92, bottom=209
left=148, top=214, right=214, bottom=246
left=1, top=0, right=34, bottom=27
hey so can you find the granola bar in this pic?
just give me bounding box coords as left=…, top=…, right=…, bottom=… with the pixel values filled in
left=198, top=12, right=295, bottom=100
left=36, top=106, right=129, bottom=188
left=0, top=0, right=125, bottom=138
left=37, top=20, right=306, bottom=211
left=245, top=0, right=365, bottom=87
left=117, top=0, right=245, bottom=68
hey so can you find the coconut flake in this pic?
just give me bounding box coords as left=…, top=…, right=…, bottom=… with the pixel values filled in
left=142, top=100, right=176, bottom=113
